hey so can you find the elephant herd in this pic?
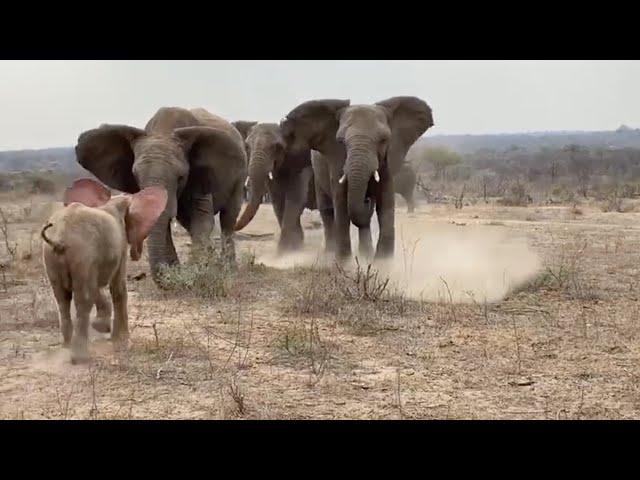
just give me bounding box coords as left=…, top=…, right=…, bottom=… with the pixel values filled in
left=74, top=96, right=434, bottom=284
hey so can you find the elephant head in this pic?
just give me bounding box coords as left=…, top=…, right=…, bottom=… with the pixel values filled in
left=233, top=123, right=290, bottom=231
left=280, top=97, right=433, bottom=228
left=232, top=121, right=258, bottom=144
left=75, top=108, right=244, bottom=276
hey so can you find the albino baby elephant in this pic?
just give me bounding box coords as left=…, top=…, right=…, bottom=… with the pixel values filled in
left=41, top=178, right=167, bottom=364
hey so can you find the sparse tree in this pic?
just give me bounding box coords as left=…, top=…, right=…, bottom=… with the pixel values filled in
left=419, top=146, right=462, bottom=182
left=563, top=145, right=592, bottom=198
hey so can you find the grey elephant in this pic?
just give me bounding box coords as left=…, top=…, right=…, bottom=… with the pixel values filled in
left=232, top=121, right=316, bottom=252
left=393, top=162, right=417, bottom=213
left=75, top=107, right=247, bottom=281
left=280, top=97, right=433, bottom=260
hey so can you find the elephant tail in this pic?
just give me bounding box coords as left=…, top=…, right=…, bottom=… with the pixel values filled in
left=41, top=223, right=66, bottom=255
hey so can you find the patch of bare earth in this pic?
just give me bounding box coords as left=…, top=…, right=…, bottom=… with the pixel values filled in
left=1, top=195, right=639, bottom=419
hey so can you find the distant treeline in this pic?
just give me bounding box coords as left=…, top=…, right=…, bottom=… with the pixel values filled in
left=0, top=147, right=81, bottom=173
left=404, top=126, right=640, bottom=208
left=417, top=125, right=640, bottom=154
left=2, top=127, right=640, bottom=173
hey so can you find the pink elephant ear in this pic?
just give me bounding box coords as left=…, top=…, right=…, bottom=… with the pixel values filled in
left=63, top=178, right=111, bottom=207
left=125, top=186, right=168, bottom=261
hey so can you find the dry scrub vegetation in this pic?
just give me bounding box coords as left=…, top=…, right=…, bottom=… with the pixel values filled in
left=1, top=172, right=640, bottom=420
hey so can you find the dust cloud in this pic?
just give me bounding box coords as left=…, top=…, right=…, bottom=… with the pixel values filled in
left=255, top=210, right=541, bottom=303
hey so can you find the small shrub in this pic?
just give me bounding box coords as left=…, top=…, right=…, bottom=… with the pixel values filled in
left=620, top=183, right=640, bottom=199
left=335, top=259, right=390, bottom=302
left=239, top=250, right=266, bottom=274
left=284, top=260, right=411, bottom=334
left=498, top=181, right=532, bottom=207
left=514, top=239, right=599, bottom=300
left=156, top=247, right=231, bottom=299
left=30, top=176, right=57, bottom=194
left=275, top=318, right=333, bottom=384
left=570, top=203, right=583, bottom=216
left=600, top=190, right=625, bottom=213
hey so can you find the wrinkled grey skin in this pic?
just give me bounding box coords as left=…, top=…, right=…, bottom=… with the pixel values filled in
left=281, top=97, right=433, bottom=261
left=75, top=107, right=247, bottom=282
left=393, top=162, right=417, bottom=213
left=232, top=121, right=316, bottom=252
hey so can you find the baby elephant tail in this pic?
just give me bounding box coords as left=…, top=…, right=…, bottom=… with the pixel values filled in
left=41, top=223, right=66, bottom=254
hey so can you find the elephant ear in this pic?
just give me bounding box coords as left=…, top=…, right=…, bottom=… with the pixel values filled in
left=375, top=97, right=434, bottom=175
left=174, top=126, right=247, bottom=191
left=75, top=124, right=146, bottom=193
left=280, top=99, right=350, bottom=148
left=63, top=178, right=112, bottom=207
left=125, top=186, right=168, bottom=261
left=232, top=121, right=258, bottom=141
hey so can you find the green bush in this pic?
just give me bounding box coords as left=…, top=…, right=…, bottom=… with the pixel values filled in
left=156, top=248, right=231, bottom=299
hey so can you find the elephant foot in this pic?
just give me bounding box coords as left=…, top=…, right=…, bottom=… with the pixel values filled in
left=277, top=240, right=304, bottom=255
left=71, top=356, right=91, bottom=366
left=334, top=250, right=352, bottom=267
left=110, top=333, right=130, bottom=351
left=70, top=341, right=90, bottom=365
left=91, top=318, right=111, bottom=334
left=374, top=249, right=394, bottom=262
left=358, top=242, right=373, bottom=260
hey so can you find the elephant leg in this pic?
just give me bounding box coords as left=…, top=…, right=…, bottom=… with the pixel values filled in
left=279, top=169, right=311, bottom=253
left=316, top=180, right=335, bottom=253
left=332, top=182, right=351, bottom=261
left=219, top=182, right=242, bottom=265
left=110, top=264, right=129, bottom=347
left=375, top=171, right=395, bottom=260
left=50, top=282, right=73, bottom=347
left=92, top=288, right=112, bottom=334
left=406, top=192, right=415, bottom=213
left=186, top=193, right=214, bottom=249
left=319, top=203, right=335, bottom=253
left=270, top=182, right=286, bottom=229
left=71, top=285, right=94, bottom=364
left=358, top=226, right=373, bottom=261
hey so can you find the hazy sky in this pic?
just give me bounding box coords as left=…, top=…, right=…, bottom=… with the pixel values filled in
left=0, top=60, right=639, bottom=150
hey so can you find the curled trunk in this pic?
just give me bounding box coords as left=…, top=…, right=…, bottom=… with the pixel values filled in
left=234, top=153, right=271, bottom=231
left=146, top=208, right=178, bottom=279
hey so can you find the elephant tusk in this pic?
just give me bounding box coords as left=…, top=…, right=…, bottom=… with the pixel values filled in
left=374, top=170, right=380, bottom=183
left=244, top=177, right=249, bottom=187
left=338, top=174, right=346, bottom=184
left=268, top=171, right=274, bottom=180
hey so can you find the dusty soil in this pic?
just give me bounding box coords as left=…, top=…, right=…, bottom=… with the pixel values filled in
left=1, top=192, right=639, bottom=419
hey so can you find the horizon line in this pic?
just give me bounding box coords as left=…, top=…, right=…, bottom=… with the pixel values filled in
left=1, top=126, right=637, bottom=153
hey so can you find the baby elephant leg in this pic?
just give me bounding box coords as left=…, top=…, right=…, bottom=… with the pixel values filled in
left=110, top=269, right=129, bottom=349
left=71, top=287, right=93, bottom=364
left=91, top=288, right=112, bottom=334
left=50, top=282, right=73, bottom=347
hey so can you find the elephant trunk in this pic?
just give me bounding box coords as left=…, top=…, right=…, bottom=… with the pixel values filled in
left=346, top=141, right=376, bottom=229
left=234, top=152, right=272, bottom=231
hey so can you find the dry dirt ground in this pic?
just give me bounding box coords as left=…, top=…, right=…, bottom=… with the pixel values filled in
left=1, top=191, right=639, bottom=419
